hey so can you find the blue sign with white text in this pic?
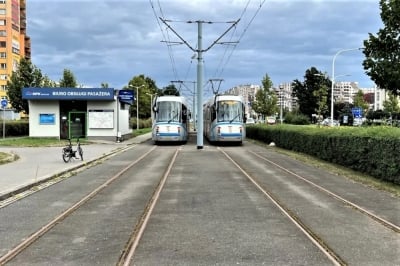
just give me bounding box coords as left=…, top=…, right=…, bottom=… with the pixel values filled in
left=118, top=90, right=135, bottom=105
left=22, top=88, right=115, bottom=101
left=351, top=107, right=363, bottom=118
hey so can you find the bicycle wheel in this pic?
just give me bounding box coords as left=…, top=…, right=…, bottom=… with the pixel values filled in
left=62, top=148, right=71, bottom=163
left=78, top=146, right=83, bottom=160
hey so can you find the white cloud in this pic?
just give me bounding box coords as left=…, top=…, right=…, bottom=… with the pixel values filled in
left=27, top=0, right=382, bottom=98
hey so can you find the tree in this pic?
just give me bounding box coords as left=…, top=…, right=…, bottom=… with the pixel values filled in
left=252, top=73, right=278, bottom=119
left=353, top=90, right=369, bottom=112
left=363, top=0, right=400, bottom=95
left=162, top=84, right=180, bottom=96
left=6, top=58, right=43, bottom=114
left=59, top=69, right=78, bottom=87
left=383, top=92, right=400, bottom=113
left=41, top=75, right=57, bottom=87
left=100, top=82, right=109, bottom=88
left=312, top=84, right=328, bottom=123
left=292, top=67, right=331, bottom=119
left=126, top=74, right=159, bottom=119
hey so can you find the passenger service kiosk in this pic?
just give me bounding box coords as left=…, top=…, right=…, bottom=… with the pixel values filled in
left=22, top=87, right=133, bottom=141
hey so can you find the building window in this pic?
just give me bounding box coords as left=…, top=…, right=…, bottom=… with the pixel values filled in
left=0, top=41, right=5, bottom=48
left=0, top=30, right=5, bottom=37
left=0, top=20, right=5, bottom=26
left=0, top=74, right=7, bottom=80
left=0, top=85, right=6, bottom=91
left=0, top=1, right=6, bottom=4
left=12, top=58, right=17, bottom=71
left=0, top=52, right=5, bottom=58
left=0, top=9, right=5, bottom=15
left=0, top=63, right=6, bottom=69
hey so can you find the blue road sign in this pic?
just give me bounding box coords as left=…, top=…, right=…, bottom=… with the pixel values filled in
left=1, top=99, right=7, bottom=108
left=351, top=107, right=363, bottom=118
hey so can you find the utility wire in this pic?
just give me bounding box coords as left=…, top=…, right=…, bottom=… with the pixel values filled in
left=149, top=0, right=179, bottom=82
left=213, top=0, right=267, bottom=79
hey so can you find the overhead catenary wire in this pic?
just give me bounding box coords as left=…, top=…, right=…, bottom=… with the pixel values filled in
left=149, top=0, right=179, bottom=82
left=149, top=0, right=266, bottom=97
left=213, top=0, right=267, bottom=80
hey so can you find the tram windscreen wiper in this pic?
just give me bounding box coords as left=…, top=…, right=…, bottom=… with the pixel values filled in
left=230, top=113, right=240, bottom=123
left=168, top=111, right=179, bottom=123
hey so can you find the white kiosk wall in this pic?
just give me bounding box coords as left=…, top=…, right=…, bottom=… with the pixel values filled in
left=87, top=100, right=130, bottom=139
left=87, top=101, right=115, bottom=138
left=28, top=101, right=60, bottom=137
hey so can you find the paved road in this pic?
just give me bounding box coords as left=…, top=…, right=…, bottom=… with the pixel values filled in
left=0, top=133, right=152, bottom=199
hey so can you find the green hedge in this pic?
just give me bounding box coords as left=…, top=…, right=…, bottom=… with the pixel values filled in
left=246, top=125, right=400, bottom=184
left=130, top=118, right=152, bottom=130
left=0, top=120, right=29, bottom=137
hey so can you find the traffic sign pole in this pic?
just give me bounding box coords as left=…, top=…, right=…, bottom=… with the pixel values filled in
left=1, top=98, right=7, bottom=139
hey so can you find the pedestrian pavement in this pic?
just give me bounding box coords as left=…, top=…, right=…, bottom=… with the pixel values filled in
left=0, top=133, right=152, bottom=200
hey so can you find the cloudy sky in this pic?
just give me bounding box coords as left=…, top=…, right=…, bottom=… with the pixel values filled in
left=27, top=0, right=382, bottom=99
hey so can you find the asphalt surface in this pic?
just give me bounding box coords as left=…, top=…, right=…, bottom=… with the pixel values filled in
left=0, top=133, right=152, bottom=200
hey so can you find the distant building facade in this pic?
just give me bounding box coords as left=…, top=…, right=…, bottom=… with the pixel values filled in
left=0, top=0, right=30, bottom=104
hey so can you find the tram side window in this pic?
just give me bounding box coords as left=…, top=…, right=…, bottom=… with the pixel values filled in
left=182, top=105, right=187, bottom=123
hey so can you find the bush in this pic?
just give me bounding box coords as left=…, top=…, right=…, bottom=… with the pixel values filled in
left=283, top=113, right=311, bottom=125
left=246, top=125, right=400, bottom=185
left=0, top=120, right=29, bottom=137
left=130, top=118, right=152, bottom=130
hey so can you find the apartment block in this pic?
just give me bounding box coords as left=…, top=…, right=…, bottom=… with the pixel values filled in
left=333, top=81, right=359, bottom=104
left=0, top=0, right=30, bottom=103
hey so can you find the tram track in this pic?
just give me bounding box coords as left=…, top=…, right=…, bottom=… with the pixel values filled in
left=0, top=145, right=181, bottom=265
left=218, top=147, right=345, bottom=266
left=218, top=144, right=400, bottom=265
left=247, top=149, right=400, bottom=234
left=117, top=147, right=180, bottom=266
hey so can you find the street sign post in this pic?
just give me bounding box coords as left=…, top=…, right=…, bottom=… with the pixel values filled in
left=1, top=98, right=7, bottom=139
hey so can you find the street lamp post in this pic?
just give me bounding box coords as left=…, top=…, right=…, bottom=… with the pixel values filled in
left=330, top=48, right=363, bottom=126
left=129, top=84, right=145, bottom=130
left=146, top=92, right=156, bottom=121
left=279, top=84, right=283, bottom=124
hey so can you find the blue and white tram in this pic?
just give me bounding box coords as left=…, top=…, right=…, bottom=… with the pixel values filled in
left=151, top=95, right=189, bottom=144
left=203, top=94, right=246, bottom=144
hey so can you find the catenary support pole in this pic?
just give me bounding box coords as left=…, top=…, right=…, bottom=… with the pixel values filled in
left=196, top=21, right=203, bottom=149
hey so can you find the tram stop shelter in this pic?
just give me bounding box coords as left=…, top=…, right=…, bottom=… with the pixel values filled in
left=22, top=87, right=133, bottom=141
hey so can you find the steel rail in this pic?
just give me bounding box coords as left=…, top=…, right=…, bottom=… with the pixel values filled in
left=219, top=147, right=344, bottom=266
left=249, top=150, right=400, bottom=234
left=0, top=146, right=157, bottom=265
left=118, top=147, right=181, bottom=266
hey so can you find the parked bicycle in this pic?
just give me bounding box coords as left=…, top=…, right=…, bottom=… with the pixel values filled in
left=62, top=138, right=83, bottom=163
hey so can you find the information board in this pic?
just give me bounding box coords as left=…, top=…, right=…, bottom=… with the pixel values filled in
left=88, top=110, right=114, bottom=129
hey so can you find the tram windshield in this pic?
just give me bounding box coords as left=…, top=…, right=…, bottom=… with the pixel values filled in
left=217, top=100, right=243, bottom=122
left=156, top=101, right=181, bottom=122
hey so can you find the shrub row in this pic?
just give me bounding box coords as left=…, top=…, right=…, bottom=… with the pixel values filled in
left=0, top=120, right=29, bottom=137
left=246, top=125, right=400, bottom=185
left=130, top=118, right=152, bottom=130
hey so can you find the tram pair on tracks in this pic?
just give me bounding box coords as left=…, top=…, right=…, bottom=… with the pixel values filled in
left=151, top=94, right=246, bottom=145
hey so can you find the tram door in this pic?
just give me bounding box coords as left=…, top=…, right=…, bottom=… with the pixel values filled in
left=68, top=112, right=86, bottom=139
